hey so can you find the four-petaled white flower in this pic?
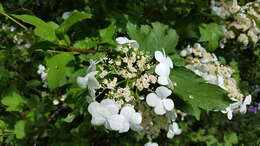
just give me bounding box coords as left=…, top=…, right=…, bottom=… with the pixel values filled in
left=154, top=50, right=173, bottom=85
left=146, top=86, right=174, bottom=115
left=77, top=71, right=100, bottom=97
left=222, top=94, right=252, bottom=120
left=167, top=122, right=182, bottom=138
left=116, top=37, right=139, bottom=48
left=87, top=99, right=120, bottom=129
left=108, top=106, right=142, bottom=133
left=144, top=142, right=159, bottom=146
left=222, top=102, right=240, bottom=120
left=239, top=94, right=252, bottom=113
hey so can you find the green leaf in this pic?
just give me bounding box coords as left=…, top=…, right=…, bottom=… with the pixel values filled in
left=127, top=22, right=179, bottom=53
left=73, top=37, right=97, bottom=49
left=47, top=53, right=75, bottom=90
left=12, top=14, right=59, bottom=42
left=14, top=120, right=26, bottom=139
left=99, top=22, right=116, bottom=44
left=0, top=120, right=7, bottom=130
left=170, top=54, right=186, bottom=67
left=170, top=67, right=230, bottom=111
left=0, top=3, right=4, bottom=12
left=79, top=53, right=106, bottom=62
left=182, top=102, right=201, bottom=120
left=62, top=113, right=76, bottom=123
left=224, top=132, right=238, bottom=146
left=199, top=23, right=223, bottom=51
left=58, top=11, right=92, bottom=33
left=1, top=92, right=27, bottom=111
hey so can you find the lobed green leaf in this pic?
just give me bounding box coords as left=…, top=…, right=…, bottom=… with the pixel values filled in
left=127, top=22, right=179, bottom=53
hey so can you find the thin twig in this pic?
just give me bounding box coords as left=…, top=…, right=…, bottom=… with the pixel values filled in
left=69, top=46, right=111, bottom=53
left=52, top=46, right=112, bottom=54
left=0, top=12, right=28, bottom=30
left=33, top=103, right=68, bottom=146
left=0, top=132, right=15, bottom=136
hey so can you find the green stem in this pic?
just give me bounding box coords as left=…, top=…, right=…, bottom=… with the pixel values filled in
left=0, top=12, right=28, bottom=30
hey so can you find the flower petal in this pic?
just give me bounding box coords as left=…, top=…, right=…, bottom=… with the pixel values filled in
left=172, top=122, right=181, bottom=135
left=119, top=121, right=130, bottom=133
left=217, top=76, right=226, bottom=89
left=146, top=93, right=160, bottom=107
left=244, top=95, right=252, bottom=105
left=239, top=105, right=247, bottom=114
left=227, top=110, right=233, bottom=120
left=77, top=76, right=88, bottom=88
left=91, top=117, right=106, bottom=125
left=154, top=102, right=166, bottom=115
left=155, top=63, right=170, bottom=76
left=155, top=86, right=172, bottom=99
left=154, top=51, right=165, bottom=63
left=144, top=142, right=159, bottom=146
left=101, top=98, right=115, bottom=105
left=130, top=124, right=143, bottom=131
left=130, top=112, right=142, bottom=125
left=108, top=115, right=129, bottom=132
left=116, top=37, right=129, bottom=44
left=157, top=76, right=169, bottom=85
left=87, top=102, right=100, bottom=114
left=166, top=57, right=173, bottom=68
left=167, top=130, right=174, bottom=139
left=162, top=99, right=174, bottom=111
left=101, top=99, right=119, bottom=115
left=87, top=76, right=100, bottom=90
left=120, top=106, right=135, bottom=120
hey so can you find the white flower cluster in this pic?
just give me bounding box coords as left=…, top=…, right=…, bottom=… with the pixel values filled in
left=211, top=0, right=260, bottom=47
left=37, top=64, right=48, bottom=88
left=181, top=43, right=243, bottom=100
left=181, top=43, right=252, bottom=120
left=135, top=74, right=157, bottom=91
left=76, top=37, right=183, bottom=146
left=1, top=24, right=32, bottom=50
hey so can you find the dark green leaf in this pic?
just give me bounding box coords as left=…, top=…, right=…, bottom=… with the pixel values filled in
left=199, top=23, right=223, bottom=51
left=182, top=102, right=201, bottom=120
left=224, top=132, right=238, bottom=146
left=170, top=67, right=230, bottom=111
left=127, top=22, right=179, bottom=53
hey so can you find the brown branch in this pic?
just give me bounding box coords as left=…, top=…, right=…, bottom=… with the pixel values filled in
left=0, top=132, right=15, bottom=137
left=55, top=44, right=112, bottom=54
left=7, top=7, right=27, bottom=14
left=69, top=47, right=111, bottom=54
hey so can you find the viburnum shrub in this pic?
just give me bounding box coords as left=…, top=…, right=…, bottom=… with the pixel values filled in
left=0, top=0, right=259, bottom=145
